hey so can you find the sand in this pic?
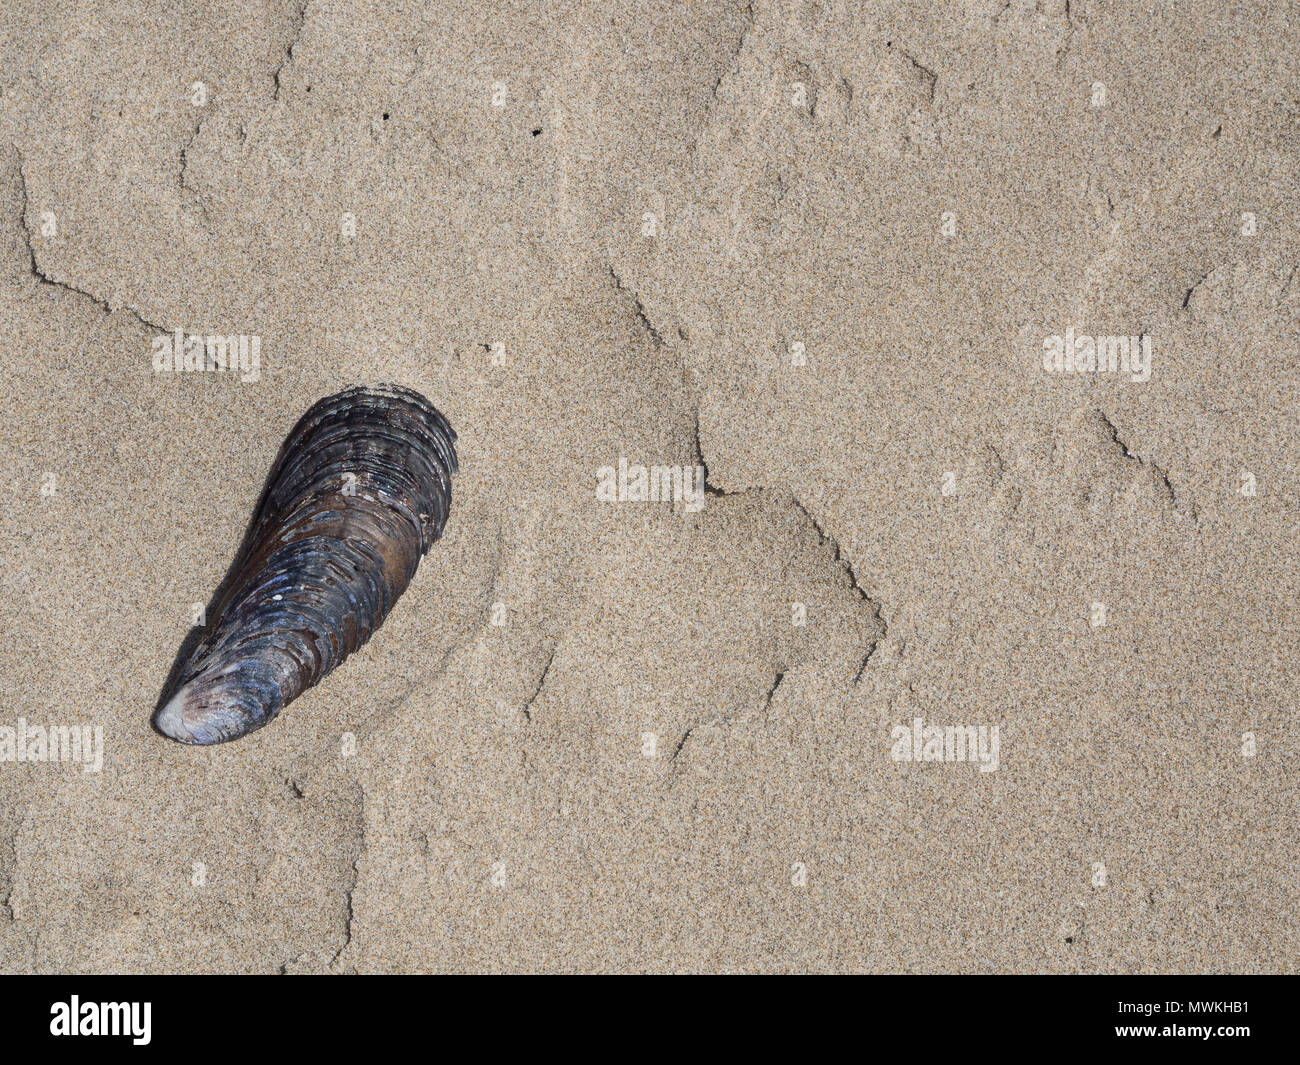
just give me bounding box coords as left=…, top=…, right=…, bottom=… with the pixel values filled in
left=0, top=0, right=1296, bottom=973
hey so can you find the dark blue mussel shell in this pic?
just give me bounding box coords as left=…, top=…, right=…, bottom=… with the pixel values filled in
left=154, top=385, right=457, bottom=744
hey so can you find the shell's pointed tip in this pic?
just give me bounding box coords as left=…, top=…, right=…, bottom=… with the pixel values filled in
left=152, top=689, right=195, bottom=743
left=153, top=686, right=219, bottom=745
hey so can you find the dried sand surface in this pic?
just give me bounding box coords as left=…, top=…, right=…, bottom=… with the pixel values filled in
left=0, top=1, right=1296, bottom=972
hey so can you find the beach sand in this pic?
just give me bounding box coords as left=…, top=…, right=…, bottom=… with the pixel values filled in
left=0, top=0, right=1296, bottom=972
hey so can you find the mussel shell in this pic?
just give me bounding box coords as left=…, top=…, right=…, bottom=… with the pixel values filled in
left=153, top=385, right=457, bottom=745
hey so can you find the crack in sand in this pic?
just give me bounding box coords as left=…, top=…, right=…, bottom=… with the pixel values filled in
left=759, top=667, right=786, bottom=719
left=608, top=264, right=667, bottom=348
left=789, top=495, right=873, bottom=604
left=328, top=813, right=364, bottom=971
left=689, top=406, right=888, bottom=685
left=1093, top=408, right=1180, bottom=509
left=711, top=0, right=758, bottom=101
left=692, top=408, right=727, bottom=497
left=1181, top=266, right=1214, bottom=310
left=521, top=646, right=557, bottom=722
left=273, top=0, right=310, bottom=100
left=178, top=113, right=216, bottom=231
left=12, top=149, right=169, bottom=333
left=789, top=495, right=887, bottom=681
left=900, top=50, right=937, bottom=102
